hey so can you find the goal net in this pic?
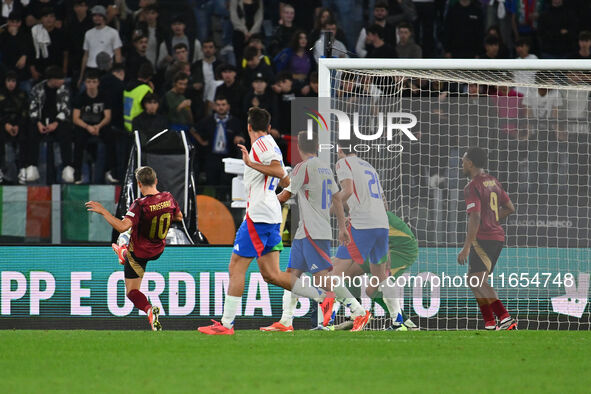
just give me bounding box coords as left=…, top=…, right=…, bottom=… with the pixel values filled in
left=317, top=59, right=591, bottom=330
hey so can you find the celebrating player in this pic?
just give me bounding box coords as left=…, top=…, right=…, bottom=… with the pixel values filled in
left=330, top=140, right=392, bottom=330
left=86, top=166, right=182, bottom=331
left=260, top=131, right=369, bottom=332
left=198, top=108, right=327, bottom=335
left=458, top=147, right=517, bottom=330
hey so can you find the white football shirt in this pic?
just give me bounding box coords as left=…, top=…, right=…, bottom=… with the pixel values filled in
left=287, top=156, right=338, bottom=240
left=335, top=156, right=388, bottom=230
left=244, top=134, right=285, bottom=224
left=83, top=26, right=122, bottom=68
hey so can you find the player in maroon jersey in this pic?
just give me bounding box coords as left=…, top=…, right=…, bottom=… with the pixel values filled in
left=458, top=147, right=517, bottom=330
left=86, top=166, right=182, bottom=331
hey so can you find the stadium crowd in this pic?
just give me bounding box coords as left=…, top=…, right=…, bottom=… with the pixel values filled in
left=0, top=0, right=589, bottom=196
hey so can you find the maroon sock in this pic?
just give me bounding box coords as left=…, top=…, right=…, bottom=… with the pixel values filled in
left=479, top=304, right=495, bottom=327
left=490, top=300, right=510, bottom=321
left=127, top=289, right=151, bottom=313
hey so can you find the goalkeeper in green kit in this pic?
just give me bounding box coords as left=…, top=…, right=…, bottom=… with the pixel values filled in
left=338, top=211, right=418, bottom=330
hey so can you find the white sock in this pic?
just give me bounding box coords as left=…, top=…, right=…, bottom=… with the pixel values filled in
left=291, top=276, right=326, bottom=303
left=331, top=283, right=365, bottom=317
left=379, top=278, right=401, bottom=319
left=383, top=297, right=401, bottom=319
left=279, top=290, right=298, bottom=327
left=221, top=295, right=241, bottom=328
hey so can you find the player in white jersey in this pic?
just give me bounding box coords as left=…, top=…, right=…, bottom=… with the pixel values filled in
left=259, top=131, right=371, bottom=332
left=332, top=139, right=398, bottom=323
left=198, top=108, right=329, bottom=335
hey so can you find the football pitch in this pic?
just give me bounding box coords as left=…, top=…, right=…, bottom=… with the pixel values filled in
left=0, top=331, right=589, bottom=393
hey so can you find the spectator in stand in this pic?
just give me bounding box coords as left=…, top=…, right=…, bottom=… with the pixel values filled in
left=195, top=95, right=244, bottom=192
left=0, top=71, right=28, bottom=184
left=273, top=31, right=316, bottom=84
left=562, top=71, right=590, bottom=188
left=570, top=31, right=591, bottom=59
left=274, top=71, right=296, bottom=143
left=242, top=72, right=277, bottom=121
left=191, top=38, right=223, bottom=111
left=72, top=70, right=116, bottom=184
left=215, top=63, right=244, bottom=120
left=481, top=34, right=502, bottom=59
left=162, top=43, right=191, bottom=88
left=484, top=1, right=514, bottom=56
left=512, top=0, right=543, bottom=43
left=0, top=0, right=24, bottom=26
left=0, top=11, right=31, bottom=92
left=132, top=92, right=169, bottom=145
left=25, top=0, right=65, bottom=27
left=523, top=72, right=563, bottom=139
left=356, top=1, right=397, bottom=58
left=313, top=20, right=349, bottom=62
left=280, top=0, right=321, bottom=32
left=309, top=7, right=346, bottom=45
left=241, top=45, right=274, bottom=89
left=123, top=62, right=154, bottom=132
left=300, top=70, right=318, bottom=97
left=396, top=21, right=422, bottom=58
left=135, top=4, right=165, bottom=68
left=269, top=3, right=296, bottom=57
left=412, top=0, right=435, bottom=58
left=538, top=0, right=577, bottom=59
left=322, top=0, right=363, bottom=50
left=493, top=84, right=526, bottom=139
left=29, top=7, right=68, bottom=83
left=157, top=16, right=203, bottom=71
left=385, top=0, right=417, bottom=26
left=365, top=24, right=397, bottom=58
left=27, top=66, right=74, bottom=184
left=125, top=33, right=151, bottom=82
left=79, top=5, right=123, bottom=88
left=66, top=1, right=93, bottom=83
left=163, top=71, right=193, bottom=133
left=513, top=38, right=538, bottom=96
left=486, top=25, right=510, bottom=58
left=444, top=0, right=484, bottom=58
left=230, top=0, right=263, bottom=64
left=192, top=0, right=234, bottom=49
left=239, top=34, right=272, bottom=69
left=99, top=62, right=126, bottom=179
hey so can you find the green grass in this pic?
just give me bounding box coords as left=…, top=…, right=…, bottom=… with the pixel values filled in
left=0, top=330, right=589, bottom=393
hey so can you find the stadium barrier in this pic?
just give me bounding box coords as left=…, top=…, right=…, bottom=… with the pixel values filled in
left=0, top=246, right=588, bottom=330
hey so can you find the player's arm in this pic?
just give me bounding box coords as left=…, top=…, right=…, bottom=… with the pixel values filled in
left=85, top=201, right=132, bottom=233
left=173, top=211, right=183, bottom=222
left=277, top=190, right=292, bottom=204
left=237, top=143, right=289, bottom=183
left=331, top=190, right=350, bottom=245
left=498, top=200, right=515, bottom=221
left=458, top=211, right=480, bottom=265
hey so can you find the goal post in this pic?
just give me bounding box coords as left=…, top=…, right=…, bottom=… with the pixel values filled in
left=317, top=58, right=591, bottom=330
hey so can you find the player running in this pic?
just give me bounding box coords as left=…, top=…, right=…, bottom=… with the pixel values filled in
left=330, top=141, right=392, bottom=329
left=198, top=108, right=328, bottom=335
left=86, top=166, right=182, bottom=331
left=458, top=147, right=517, bottom=330
left=260, top=131, right=370, bottom=332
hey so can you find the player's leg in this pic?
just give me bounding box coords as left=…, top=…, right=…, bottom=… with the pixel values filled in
left=112, top=230, right=130, bottom=265
left=474, top=240, right=516, bottom=330
left=222, top=252, right=253, bottom=327
left=260, top=267, right=299, bottom=332
left=124, top=254, right=161, bottom=331
left=468, top=240, right=508, bottom=329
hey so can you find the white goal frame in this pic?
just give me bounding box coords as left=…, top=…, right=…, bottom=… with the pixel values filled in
left=316, top=58, right=591, bottom=330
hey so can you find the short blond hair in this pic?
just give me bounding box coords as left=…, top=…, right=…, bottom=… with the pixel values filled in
left=135, top=166, right=157, bottom=185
